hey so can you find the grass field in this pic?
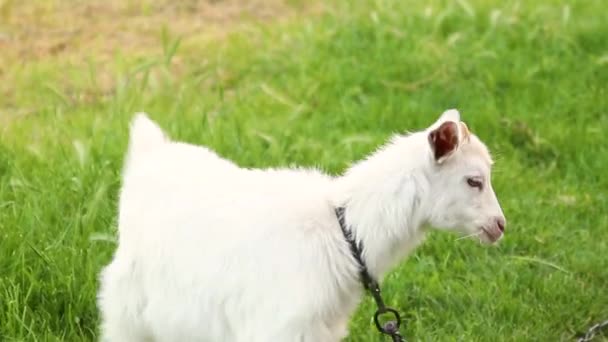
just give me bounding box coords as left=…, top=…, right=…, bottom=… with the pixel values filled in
left=1, top=0, right=607, bottom=341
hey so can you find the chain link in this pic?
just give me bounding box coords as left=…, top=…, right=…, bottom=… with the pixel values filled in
left=577, top=320, right=608, bottom=342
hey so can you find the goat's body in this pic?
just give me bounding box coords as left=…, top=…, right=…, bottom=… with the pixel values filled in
left=98, top=111, right=504, bottom=342
left=99, top=131, right=363, bottom=341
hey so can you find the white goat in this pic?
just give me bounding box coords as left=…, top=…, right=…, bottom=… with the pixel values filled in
left=98, top=109, right=506, bottom=342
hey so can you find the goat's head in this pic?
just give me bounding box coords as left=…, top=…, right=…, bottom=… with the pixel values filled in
left=425, top=109, right=505, bottom=244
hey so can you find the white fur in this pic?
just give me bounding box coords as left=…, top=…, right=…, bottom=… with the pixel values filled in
left=98, top=110, right=505, bottom=342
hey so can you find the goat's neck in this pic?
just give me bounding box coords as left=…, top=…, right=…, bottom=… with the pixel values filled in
left=333, top=133, right=431, bottom=279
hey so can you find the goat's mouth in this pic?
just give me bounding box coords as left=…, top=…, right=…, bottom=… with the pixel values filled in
left=480, top=227, right=503, bottom=244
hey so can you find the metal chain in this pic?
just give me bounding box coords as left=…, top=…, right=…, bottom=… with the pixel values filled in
left=335, top=207, right=406, bottom=341
left=577, top=319, right=608, bottom=342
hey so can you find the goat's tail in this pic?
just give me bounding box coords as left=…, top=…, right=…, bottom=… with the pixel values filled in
left=125, top=113, right=167, bottom=164
left=129, top=113, right=166, bottom=152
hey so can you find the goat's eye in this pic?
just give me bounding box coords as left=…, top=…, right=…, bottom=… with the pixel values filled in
left=466, top=177, right=483, bottom=190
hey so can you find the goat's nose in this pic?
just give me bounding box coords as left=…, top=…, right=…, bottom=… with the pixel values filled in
left=496, top=217, right=506, bottom=232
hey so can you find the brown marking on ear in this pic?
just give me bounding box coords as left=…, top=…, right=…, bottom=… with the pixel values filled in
left=428, top=121, right=459, bottom=162
left=459, top=121, right=470, bottom=142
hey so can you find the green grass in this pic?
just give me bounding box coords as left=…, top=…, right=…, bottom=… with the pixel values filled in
left=1, top=0, right=608, bottom=340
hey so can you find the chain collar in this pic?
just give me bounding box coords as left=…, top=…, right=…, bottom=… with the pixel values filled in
left=334, top=206, right=406, bottom=342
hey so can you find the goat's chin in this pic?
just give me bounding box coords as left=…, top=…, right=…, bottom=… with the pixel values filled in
left=454, top=227, right=502, bottom=245
left=479, top=227, right=503, bottom=244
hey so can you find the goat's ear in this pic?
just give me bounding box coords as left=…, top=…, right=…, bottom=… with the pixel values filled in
left=429, top=109, right=460, bottom=131
left=428, top=121, right=460, bottom=163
